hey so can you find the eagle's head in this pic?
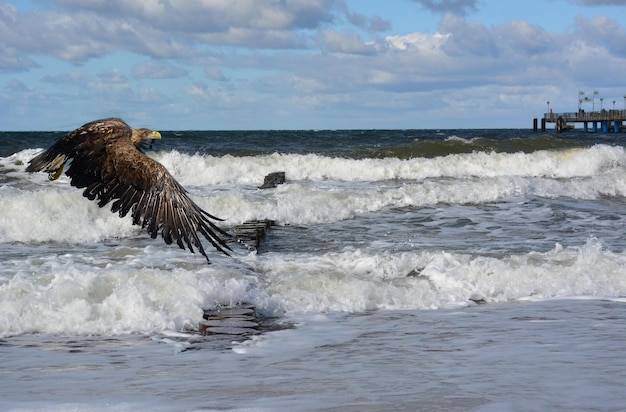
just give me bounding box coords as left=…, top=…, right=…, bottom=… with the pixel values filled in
left=131, top=128, right=161, bottom=150
left=132, top=128, right=161, bottom=143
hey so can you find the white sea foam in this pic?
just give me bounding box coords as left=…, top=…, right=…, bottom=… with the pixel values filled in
left=3, top=144, right=626, bottom=243
left=0, top=253, right=257, bottom=337
left=151, top=144, right=625, bottom=185
left=5, top=144, right=625, bottom=187
left=2, top=172, right=620, bottom=243
left=2, top=237, right=624, bottom=337
left=245, top=238, right=626, bottom=314
left=3, top=144, right=626, bottom=337
left=0, top=186, right=136, bottom=243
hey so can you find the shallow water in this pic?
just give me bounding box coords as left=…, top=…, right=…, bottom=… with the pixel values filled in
left=2, top=299, right=625, bottom=411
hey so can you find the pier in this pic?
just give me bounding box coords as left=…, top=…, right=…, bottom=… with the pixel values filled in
left=534, top=110, right=626, bottom=133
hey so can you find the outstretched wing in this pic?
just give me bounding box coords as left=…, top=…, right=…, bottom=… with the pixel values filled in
left=26, top=118, right=132, bottom=180
left=70, top=140, right=231, bottom=262
left=27, top=119, right=231, bottom=262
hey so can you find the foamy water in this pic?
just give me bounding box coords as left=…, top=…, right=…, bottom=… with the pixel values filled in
left=1, top=130, right=626, bottom=410
left=4, top=144, right=626, bottom=240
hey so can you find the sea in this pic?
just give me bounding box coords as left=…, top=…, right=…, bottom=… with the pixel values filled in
left=1, top=128, right=626, bottom=411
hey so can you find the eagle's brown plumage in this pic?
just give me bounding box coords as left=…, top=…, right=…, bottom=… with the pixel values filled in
left=26, top=117, right=231, bottom=263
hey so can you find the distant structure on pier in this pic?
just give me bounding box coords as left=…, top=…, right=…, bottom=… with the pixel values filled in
left=534, top=95, right=626, bottom=133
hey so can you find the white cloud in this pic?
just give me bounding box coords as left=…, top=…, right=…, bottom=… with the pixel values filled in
left=0, top=0, right=341, bottom=66
left=573, top=15, right=626, bottom=56
left=438, top=14, right=499, bottom=57
left=0, top=50, right=39, bottom=73
left=386, top=32, right=450, bottom=53
left=47, top=0, right=336, bottom=32
left=317, top=29, right=378, bottom=55
left=1, top=0, right=626, bottom=129
left=410, top=0, right=478, bottom=15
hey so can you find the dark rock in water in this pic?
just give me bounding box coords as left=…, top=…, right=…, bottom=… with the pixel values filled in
left=259, top=171, right=286, bottom=189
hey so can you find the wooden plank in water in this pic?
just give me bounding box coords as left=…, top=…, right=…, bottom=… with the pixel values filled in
left=201, top=326, right=258, bottom=336
left=200, top=304, right=260, bottom=336
left=234, top=219, right=275, bottom=249
left=204, top=307, right=255, bottom=319
left=200, top=319, right=259, bottom=328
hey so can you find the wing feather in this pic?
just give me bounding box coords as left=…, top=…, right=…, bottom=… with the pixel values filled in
left=28, top=118, right=231, bottom=263
left=82, top=153, right=231, bottom=261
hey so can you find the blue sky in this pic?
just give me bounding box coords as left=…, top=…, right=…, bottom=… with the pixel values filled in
left=1, top=0, right=626, bottom=130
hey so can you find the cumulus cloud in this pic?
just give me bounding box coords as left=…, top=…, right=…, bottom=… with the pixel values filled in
left=573, top=14, right=626, bottom=56
left=0, top=3, right=40, bottom=71
left=493, top=20, right=557, bottom=56
left=380, top=13, right=624, bottom=95
left=0, top=0, right=342, bottom=66
left=2, top=0, right=626, bottom=130
left=341, top=6, right=391, bottom=33
left=42, top=0, right=336, bottom=32
left=88, top=68, right=131, bottom=96
left=387, top=32, right=450, bottom=52
left=438, top=14, right=499, bottom=56
left=411, top=0, right=478, bottom=15
left=0, top=50, right=39, bottom=73
left=317, top=29, right=379, bottom=55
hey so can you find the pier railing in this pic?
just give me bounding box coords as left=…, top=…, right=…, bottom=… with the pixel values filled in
left=544, top=109, right=626, bottom=123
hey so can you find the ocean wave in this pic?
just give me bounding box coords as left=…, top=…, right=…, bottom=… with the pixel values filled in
left=5, top=144, right=624, bottom=187
left=3, top=170, right=626, bottom=244
left=247, top=237, right=626, bottom=313
left=2, top=238, right=624, bottom=337
left=3, top=152, right=626, bottom=244
left=151, top=144, right=625, bottom=186
left=0, top=187, right=136, bottom=243
left=2, top=144, right=626, bottom=245
left=0, top=257, right=256, bottom=337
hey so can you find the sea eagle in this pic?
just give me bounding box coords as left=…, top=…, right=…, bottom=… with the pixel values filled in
left=26, top=117, right=231, bottom=263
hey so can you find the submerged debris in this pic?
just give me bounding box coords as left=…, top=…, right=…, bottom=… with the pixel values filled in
left=199, top=303, right=293, bottom=337
left=200, top=304, right=259, bottom=336
left=234, top=219, right=275, bottom=249
left=258, top=171, right=286, bottom=189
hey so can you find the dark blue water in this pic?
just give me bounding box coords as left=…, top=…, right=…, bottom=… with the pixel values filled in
left=2, top=128, right=619, bottom=159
